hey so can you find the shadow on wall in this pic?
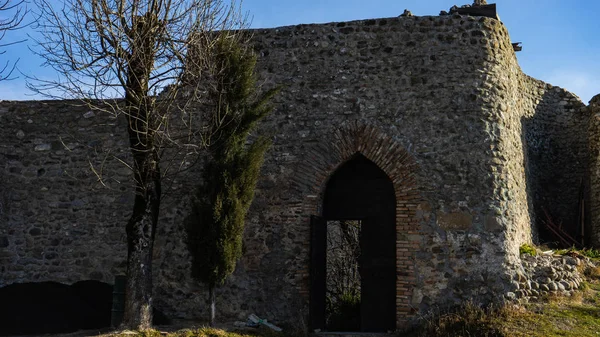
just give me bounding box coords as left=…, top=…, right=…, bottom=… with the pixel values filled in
left=0, top=281, right=113, bottom=335
left=521, top=90, right=590, bottom=247
left=0, top=280, right=170, bottom=336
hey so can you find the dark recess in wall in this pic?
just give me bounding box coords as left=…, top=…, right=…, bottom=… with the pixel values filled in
left=0, top=280, right=170, bottom=335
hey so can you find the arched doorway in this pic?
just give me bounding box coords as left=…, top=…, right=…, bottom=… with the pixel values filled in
left=310, top=154, right=396, bottom=332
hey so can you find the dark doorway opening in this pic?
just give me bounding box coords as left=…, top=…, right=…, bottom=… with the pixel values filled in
left=325, top=219, right=362, bottom=331
left=0, top=280, right=170, bottom=336
left=310, top=154, right=396, bottom=332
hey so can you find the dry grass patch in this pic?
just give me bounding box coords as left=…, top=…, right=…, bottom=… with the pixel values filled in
left=496, top=283, right=600, bottom=337
left=103, top=327, right=284, bottom=337
left=406, top=279, right=600, bottom=337
left=585, top=265, right=600, bottom=280
left=405, top=302, right=506, bottom=337
left=105, top=280, right=600, bottom=337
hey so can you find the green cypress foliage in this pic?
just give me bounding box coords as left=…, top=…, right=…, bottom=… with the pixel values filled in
left=185, top=35, right=276, bottom=318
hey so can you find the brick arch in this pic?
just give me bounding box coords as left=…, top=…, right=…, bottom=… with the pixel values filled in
left=293, top=121, right=422, bottom=328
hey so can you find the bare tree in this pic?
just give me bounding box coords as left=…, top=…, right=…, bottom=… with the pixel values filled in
left=28, top=0, right=247, bottom=330
left=0, top=0, right=27, bottom=81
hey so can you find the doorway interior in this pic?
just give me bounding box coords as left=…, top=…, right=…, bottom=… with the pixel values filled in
left=310, top=154, right=396, bottom=332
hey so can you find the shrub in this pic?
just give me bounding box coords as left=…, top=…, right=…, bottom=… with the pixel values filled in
left=406, top=302, right=505, bottom=337
left=519, top=244, right=537, bottom=256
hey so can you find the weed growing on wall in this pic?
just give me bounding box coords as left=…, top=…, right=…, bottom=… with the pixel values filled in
left=519, top=244, right=537, bottom=256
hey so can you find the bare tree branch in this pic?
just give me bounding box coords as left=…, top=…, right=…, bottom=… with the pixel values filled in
left=27, top=0, right=251, bottom=330
left=0, top=0, right=28, bottom=81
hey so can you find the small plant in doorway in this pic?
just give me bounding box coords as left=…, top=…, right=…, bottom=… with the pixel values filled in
left=326, top=291, right=361, bottom=331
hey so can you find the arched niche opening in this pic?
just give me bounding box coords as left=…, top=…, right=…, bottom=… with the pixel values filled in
left=0, top=280, right=170, bottom=335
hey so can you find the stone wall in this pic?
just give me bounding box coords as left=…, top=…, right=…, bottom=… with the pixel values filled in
left=517, top=78, right=589, bottom=244
left=476, top=22, right=589, bottom=257
left=206, top=14, right=525, bottom=326
left=588, top=95, right=600, bottom=248
left=0, top=10, right=592, bottom=332
left=0, top=101, right=131, bottom=284
left=511, top=252, right=594, bottom=301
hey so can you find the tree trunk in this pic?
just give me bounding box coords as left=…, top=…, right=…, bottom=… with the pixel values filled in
left=122, top=178, right=160, bottom=329
left=121, top=110, right=161, bottom=329
left=209, top=285, right=216, bottom=327
left=121, top=12, right=160, bottom=330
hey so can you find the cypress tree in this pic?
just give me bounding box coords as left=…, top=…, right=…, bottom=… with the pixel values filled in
left=186, top=35, right=276, bottom=326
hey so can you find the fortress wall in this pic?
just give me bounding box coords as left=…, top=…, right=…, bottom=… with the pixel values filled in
left=0, top=101, right=131, bottom=284
left=437, top=16, right=534, bottom=274
left=190, top=14, right=528, bottom=325
left=481, top=22, right=589, bottom=256
left=588, top=96, right=600, bottom=247
left=1, top=13, right=587, bottom=329
left=518, top=78, right=589, bottom=245
left=0, top=100, right=207, bottom=317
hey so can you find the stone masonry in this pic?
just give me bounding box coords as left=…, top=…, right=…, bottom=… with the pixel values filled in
left=588, top=95, right=600, bottom=247
left=0, top=5, right=595, bottom=333
left=512, top=252, right=594, bottom=302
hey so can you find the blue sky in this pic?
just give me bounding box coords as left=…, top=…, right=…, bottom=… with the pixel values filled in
left=2, top=0, right=600, bottom=102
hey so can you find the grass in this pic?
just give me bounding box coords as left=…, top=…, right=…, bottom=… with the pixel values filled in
left=407, top=268, right=600, bottom=337
left=106, top=265, right=600, bottom=337
left=500, top=296, right=600, bottom=337
left=585, top=265, right=600, bottom=279
left=109, top=292, right=600, bottom=337
left=406, top=293, right=600, bottom=337
left=554, top=247, right=600, bottom=260
left=104, top=327, right=286, bottom=337
left=405, top=302, right=505, bottom=337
